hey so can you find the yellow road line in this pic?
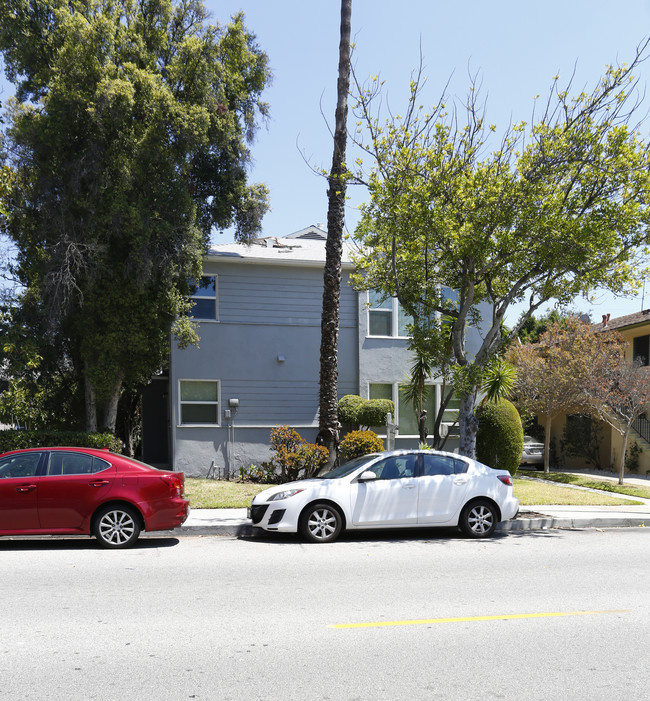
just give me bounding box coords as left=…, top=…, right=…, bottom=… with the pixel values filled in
left=328, top=609, right=628, bottom=629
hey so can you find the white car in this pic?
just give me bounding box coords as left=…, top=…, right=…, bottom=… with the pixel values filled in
left=248, top=449, right=519, bottom=543
left=521, top=435, right=545, bottom=469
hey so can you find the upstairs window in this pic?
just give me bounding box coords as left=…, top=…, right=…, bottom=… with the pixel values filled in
left=633, top=335, right=649, bottom=366
left=189, top=276, right=217, bottom=320
left=367, top=291, right=412, bottom=337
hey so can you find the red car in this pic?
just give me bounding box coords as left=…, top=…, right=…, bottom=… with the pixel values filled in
left=0, top=447, right=190, bottom=548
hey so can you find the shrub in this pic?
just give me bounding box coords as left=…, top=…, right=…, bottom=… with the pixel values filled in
left=337, top=395, right=395, bottom=429
left=238, top=463, right=279, bottom=484
left=359, top=398, right=394, bottom=428
left=0, top=429, right=122, bottom=454
left=339, top=430, right=384, bottom=462
left=265, top=426, right=329, bottom=482
left=338, top=394, right=366, bottom=427
left=475, top=399, right=523, bottom=474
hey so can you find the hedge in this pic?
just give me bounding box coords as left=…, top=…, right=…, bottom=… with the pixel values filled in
left=0, top=429, right=123, bottom=455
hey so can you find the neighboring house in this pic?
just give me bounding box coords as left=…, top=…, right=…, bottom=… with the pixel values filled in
left=544, top=310, right=650, bottom=474
left=141, top=226, right=490, bottom=477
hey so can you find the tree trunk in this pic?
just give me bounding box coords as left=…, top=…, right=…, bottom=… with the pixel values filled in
left=458, top=392, right=479, bottom=458
left=618, top=426, right=631, bottom=485
left=543, top=414, right=552, bottom=473
left=84, top=362, right=124, bottom=434
left=96, top=369, right=125, bottom=433
left=317, top=0, right=352, bottom=470
left=84, top=363, right=98, bottom=433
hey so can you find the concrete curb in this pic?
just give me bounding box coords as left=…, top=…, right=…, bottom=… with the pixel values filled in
left=157, top=513, right=649, bottom=539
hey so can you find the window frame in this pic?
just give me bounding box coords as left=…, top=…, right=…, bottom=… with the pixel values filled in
left=189, top=275, right=218, bottom=321
left=179, top=379, right=221, bottom=427
left=367, top=292, right=411, bottom=338
left=368, top=383, right=459, bottom=438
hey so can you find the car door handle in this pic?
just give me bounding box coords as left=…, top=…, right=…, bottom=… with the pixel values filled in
left=16, top=484, right=37, bottom=493
left=453, top=478, right=469, bottom=485
left=402, top=484, right=417, bottom=489
left=89, top=480, right=110, bottom=488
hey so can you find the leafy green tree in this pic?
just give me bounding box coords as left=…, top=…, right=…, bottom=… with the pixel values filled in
left=351, top=46, right=650, bottom=459
left=0, top=0, right=271, bottom=432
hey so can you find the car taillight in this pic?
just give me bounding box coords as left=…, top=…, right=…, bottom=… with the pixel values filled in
left=160, top=474, right=184, bottom=496
left=497, top=475, right=513, bottom=486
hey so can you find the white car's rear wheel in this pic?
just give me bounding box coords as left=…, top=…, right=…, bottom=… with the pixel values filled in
left=299, top=503, right=343, bottom=543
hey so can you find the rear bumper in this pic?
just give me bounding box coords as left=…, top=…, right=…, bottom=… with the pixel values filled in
left=141, top=497, right=190, bottom=532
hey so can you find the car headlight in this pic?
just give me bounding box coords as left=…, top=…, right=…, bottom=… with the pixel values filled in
left=267, top=488, right=305, bottom=502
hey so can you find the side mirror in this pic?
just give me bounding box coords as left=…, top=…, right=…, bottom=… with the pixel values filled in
left=358, top=470, right=377, bottom=482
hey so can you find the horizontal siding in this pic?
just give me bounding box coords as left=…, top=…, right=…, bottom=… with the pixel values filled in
left=216, top=266, right=357, bottom=328
left=221, top=379, right=360, bottom=426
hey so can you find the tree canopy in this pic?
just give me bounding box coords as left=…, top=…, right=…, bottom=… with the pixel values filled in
left=507, top=316, right=623, bottom=472
left=0, top=0, right=271, bottom=432
left=351, top=46, right=650, bottom=457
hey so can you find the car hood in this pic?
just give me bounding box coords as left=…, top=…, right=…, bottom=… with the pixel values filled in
left=255, top=478, right=322, bottom=501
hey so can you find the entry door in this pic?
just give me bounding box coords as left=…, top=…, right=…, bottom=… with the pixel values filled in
left=417, top=454, right=470, bottom=523
left=351, top=454, right=419, bottom=526
left=0, top=452, right=43, bottom=530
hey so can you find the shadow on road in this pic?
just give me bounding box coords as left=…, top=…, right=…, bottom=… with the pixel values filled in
left=234, top=525, right=565, bottom=546
left=0, top=536, right=181, bottom=551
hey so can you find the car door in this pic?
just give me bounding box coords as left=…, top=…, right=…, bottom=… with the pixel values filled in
left=0, top=452, right=44, bottom=530
left=351, top=454, right=419, bottom=526
left=417, top=454, right=471, bottom=524
left=37, top=451, right=115, bottom=529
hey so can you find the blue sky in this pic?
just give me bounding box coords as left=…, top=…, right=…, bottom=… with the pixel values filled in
left=2, top=0, right=650, bottom=321
left=202, top=0, right=650, bottom=322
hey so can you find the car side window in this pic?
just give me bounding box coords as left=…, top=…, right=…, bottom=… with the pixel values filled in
left=46, top=452, right=109, bottom=476
left=454, top=458, right=469, bottom=474
left=422, top=454, right=455, bottom=476
left=0, top=452, right=42, bottom=478
left=367, top=455, right=415, bottom=480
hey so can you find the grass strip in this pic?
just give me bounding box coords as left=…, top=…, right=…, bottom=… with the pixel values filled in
left=518, top=470, right=650, bottom=500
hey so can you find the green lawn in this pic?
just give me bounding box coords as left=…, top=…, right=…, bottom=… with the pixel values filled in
left=185, top=472, right=646, bottom=509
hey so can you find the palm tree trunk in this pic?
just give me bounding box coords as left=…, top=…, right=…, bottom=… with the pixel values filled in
left=318, top=0, right=352, bottom=469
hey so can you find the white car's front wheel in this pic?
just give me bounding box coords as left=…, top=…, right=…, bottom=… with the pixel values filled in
left=299, top=503, right=343, bottom=543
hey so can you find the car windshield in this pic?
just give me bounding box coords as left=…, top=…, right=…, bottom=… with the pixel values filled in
left=319, top=454, right=380, bottom=479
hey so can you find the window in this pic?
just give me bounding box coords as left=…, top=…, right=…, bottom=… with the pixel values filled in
left=46, top=452, right=110, bottom=476
left=422, top=454, right=455, bottom=476
left=180, top=380, right=220, bottom=425
left=366, top=454, right=416, bottom=479
left=189, top=276, right=217, bottom=320
left=369, top=383, right=458, bottom=437
left=633, top=335, right=649, bottom=366
left=367, top=291, right=412, bottom=337
left=0, top=452, right=42, bottom=478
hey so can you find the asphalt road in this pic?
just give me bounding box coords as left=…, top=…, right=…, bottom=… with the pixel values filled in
left=2, top=528, right=649, bottom=700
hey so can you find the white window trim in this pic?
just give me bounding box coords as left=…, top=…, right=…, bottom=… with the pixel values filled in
left=178, top=379, right=221, bottom=427
left=366, top=292, right=410, bottom=338
left=368, top=382, right=459, bottom=438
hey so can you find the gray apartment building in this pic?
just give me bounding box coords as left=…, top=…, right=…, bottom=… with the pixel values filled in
left=141, top=225, right=488, bottom=477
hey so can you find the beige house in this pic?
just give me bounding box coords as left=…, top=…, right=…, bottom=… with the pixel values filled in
left=543, top=310, right=650, bottom=474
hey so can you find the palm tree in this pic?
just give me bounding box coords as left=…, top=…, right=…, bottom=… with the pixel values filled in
left=317, top=0, right=352, bottom=468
